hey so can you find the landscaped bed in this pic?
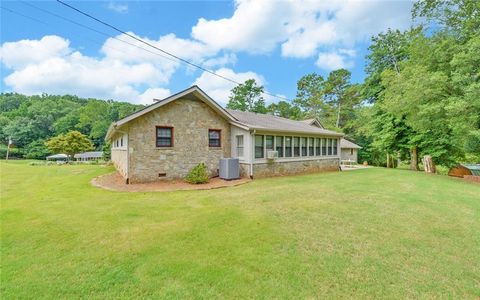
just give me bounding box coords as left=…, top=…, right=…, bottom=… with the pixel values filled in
left=92, top=171, right=251, bottom=192
left=1, top=160, right=479, bottom=298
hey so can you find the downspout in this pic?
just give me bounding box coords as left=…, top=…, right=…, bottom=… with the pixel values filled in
left=250, top=129, right=256, bottom=179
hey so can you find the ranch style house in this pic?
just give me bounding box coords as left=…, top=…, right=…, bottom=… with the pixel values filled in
left=106, top=86, right=354, bottom=184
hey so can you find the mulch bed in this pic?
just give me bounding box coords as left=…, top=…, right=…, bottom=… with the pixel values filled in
left=91, top=172, right=251, bottom=192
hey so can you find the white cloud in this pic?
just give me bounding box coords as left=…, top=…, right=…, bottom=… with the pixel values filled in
left=0, top=36, right=71, bottom=69
left=191, top=0, right=412, bottom=65
left=107, top=1, right=128, bottom=14
left=1, top=35, right=171, bottom=104
left=193, top=67, right=265, bottom=106
left=138, top=88, right=171, bottom=105
left=0, top=34, right=240, bottom=104
left=316, top=51, right=354, bottom=70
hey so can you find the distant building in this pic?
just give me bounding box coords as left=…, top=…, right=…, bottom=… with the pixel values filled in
left=74, top=151, right=103, bottom=162
left=46, top=154, right=68, bottom=161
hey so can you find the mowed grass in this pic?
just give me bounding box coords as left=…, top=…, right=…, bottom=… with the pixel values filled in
left=1, top=161, right=479, bottom=299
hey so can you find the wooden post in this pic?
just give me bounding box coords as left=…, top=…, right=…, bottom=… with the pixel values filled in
left=423, top=155, right=436, bottom=174
left=387, top=153, right=390, bottom=168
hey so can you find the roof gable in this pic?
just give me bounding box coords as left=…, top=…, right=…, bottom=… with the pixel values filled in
left=106, top=86, right=236, bottom=139
left=299, top=118, right=324, bottom=128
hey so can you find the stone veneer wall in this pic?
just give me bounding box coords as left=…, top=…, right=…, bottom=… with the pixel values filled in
left=111, top=149, right=128, bottom=179
left=128, top=98, right=231, bottom=183
left=252, top=158, right=339, bottom=178
left=239, top=163, right=250, bottom=178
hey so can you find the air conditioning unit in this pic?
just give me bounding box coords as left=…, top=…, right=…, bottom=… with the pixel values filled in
left=267, top=150, right=278, bottom=160
left=219, top=158, right=240, bottom=180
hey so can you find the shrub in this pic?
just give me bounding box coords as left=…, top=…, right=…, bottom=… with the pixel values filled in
left=185, top=163, right=209, bottom=184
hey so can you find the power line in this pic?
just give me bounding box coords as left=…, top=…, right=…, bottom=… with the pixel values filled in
left=18, top=0, right=179, bottom=65
left=1, top=6, right=50, bottom=26
left=1, top=4, right=172, bottom=65
left=55, top=0, right=292, bottom=102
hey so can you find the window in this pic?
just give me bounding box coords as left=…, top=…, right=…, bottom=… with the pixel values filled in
left=309, top=137, right=314, bottom=156
left=120, top=137, right=123, bottom=147
left=266, top=135, right=274, bottom=153
left=315, top=138, right=321, bottom=156
left=255, top=135, right=264, bottom=158
left=351, top=149, right=354, bottom=155
left=208, top=129, right=221, bottom=147
left=333, top=138, right=338, bottom=155
left=293, top=137, right=300, bottom=157
left=301, top=137, right=307, bottom=156
left=285, top=137, right=292, bottom=157
left=322, top=138, right=327, bottom=155
left=275, top=136, right=284, bottom=157
left=156, top=126, right=173, bottom=147
left=328, top=138, right=333, bottom=155
left=236, top=135, right=244, bottom=157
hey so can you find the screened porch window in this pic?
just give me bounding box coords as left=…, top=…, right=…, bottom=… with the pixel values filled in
left=285, top=137, right=292, bottom=157
left=293, top=137, right=300, bottom=157
left=301, top=137, right=307, bottom=156
left=315, top=138, right=321, bottom=156
left=275, top=136, right=284, bottom=157
left=322, top=138, right=327, bottom=155
left=308, top=137, right=314, bottom=156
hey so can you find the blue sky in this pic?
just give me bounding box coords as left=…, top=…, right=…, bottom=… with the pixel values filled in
left=1, top=0, right=414, bottom=106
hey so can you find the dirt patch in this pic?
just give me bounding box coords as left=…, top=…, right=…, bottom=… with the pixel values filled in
left=91, top=172, right=251, bottom=192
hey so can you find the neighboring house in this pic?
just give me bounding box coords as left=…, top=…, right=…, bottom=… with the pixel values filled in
left=340, top=139, right=362, bottom=163
left=106, top=86, right=343, bottom=183
left=74, top=151, right=103, bottom=162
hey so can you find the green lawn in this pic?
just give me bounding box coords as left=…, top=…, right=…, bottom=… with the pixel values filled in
left=1, top=161, right=479, bottom=299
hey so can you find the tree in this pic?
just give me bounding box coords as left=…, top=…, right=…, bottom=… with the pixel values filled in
left=324, top=69, right=354, bottom=128
left=293, top=73, right=326, bottom=118
left=226, top=79, right=267, bottom=113
left=267, top=101, right=303, bottom=120
left=413, top=0, right=480, bottom=40
left=46, top=131, right=94, bottom=159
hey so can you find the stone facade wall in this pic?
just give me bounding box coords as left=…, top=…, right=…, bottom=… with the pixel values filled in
left=252, top=158, right=340, bottom=178
left=239, top=163, right=250, bottom=178
left=341, top=148, right=358, bottom=162
left=128, top=98, right=231, bottom=183
left=111, top=149, right=128, bottom=179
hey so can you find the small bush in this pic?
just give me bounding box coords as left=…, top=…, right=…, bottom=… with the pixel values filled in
left=185, top=163, right=209, bottom=184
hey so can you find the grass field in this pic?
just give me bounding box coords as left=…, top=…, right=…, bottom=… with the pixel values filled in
left=1, top=161, right=479, bottom=299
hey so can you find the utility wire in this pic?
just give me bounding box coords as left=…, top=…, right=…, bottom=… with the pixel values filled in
left=55, top=0, right=292, bottom=102
left=18, top=0, right=179, bottom=65
left=1, top=6, right=50, bottom=26
left=1, top=4, right=170, bottom=64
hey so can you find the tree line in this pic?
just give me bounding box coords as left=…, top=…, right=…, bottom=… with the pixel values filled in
left=227, top=0, right=480, bottom=169
left=0, top=94, right=142, bottom=159
left=1, top=0, right=478, bottom=169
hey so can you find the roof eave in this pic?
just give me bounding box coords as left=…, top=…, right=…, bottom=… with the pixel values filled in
left=250, top=127, right=344, bottom=136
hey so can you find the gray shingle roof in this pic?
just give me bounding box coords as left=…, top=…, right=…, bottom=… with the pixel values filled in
left=340, top=138, right=362, bottom=149
left=227, top=109, right=342, bottom=136
left=74, top=151, right=103, bottom=159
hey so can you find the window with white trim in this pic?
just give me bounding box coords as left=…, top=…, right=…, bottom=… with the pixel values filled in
left=236, top=135, right=244, bottom=157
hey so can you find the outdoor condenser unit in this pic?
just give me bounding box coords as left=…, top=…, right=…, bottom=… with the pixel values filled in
left=219, top=158, right=240, bottom=180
